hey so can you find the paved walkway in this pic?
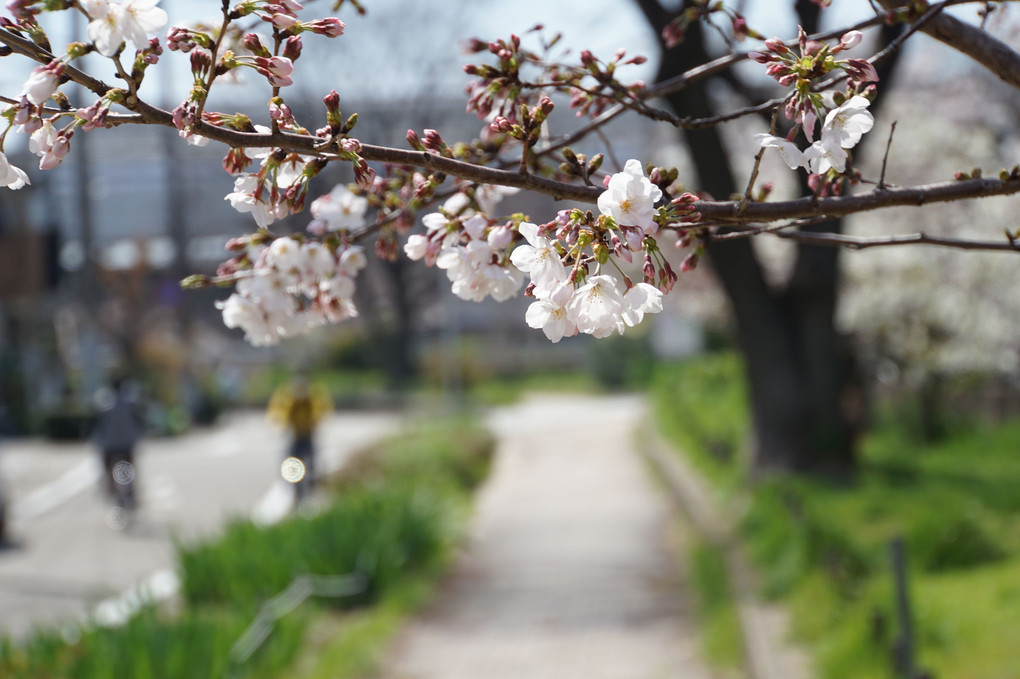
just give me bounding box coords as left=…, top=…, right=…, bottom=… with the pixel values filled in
left=381, top=394, right=716, bottom=679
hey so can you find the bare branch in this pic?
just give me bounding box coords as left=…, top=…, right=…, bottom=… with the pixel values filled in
left=877, top=0, right=1020, bottom=89
left=774, top=229, right=1020, bottom=251
left=697, top=176, right=1020, bottom=222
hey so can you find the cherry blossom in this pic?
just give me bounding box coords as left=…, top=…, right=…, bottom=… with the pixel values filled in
left=509, top=221, right=566, bottom=288
left=621, top=283, right=664, bottom=327
left=821, top=95, right=874, bottom=149
left=21, top=61, right=62, bottom=105
left=755, top=133, right=806, bottom=170
left=803, top=137, right=848, bottom=174
left=566, top=274, right=628, bottom=338
left=525, top=298, right=576, bottom=343
left=216, top=237, right=367, bottom=346
left=83, top=0, right=169, bottom=58
left=597, top=159, right=662, bottom=230
left=0, top=152, right=29, bottom=190
left=310, top=185, right=368, bottom=231
left=225, top=174, right=287, bottom=228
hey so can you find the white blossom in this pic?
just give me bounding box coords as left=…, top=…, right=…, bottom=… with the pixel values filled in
left=509, top=221, right=565, bottom=290
left=28, top=120, right=58, bottom=157
left=21, top=65, right=60, bottom=106
left=0, top=152, right=29, bottom=190
left=804, top=137, right=848, bottom=174
left=597, top=159, right=662, bottom=230
left=84, top=0, right=169, bottom=57
left=310, top=184, right=368, bottom=231
left=755, top=133, right=806, bottom=170
left=822, top=95, right=874, bottom=149
left=525, top=299, right=576, bottom=343
left=217, top=293, right=280, bottom=347
left=225, top=174, right=285, bottom=227
left=622, top=282, right=664, bottom=327
left=567, top=274, right=628, bottom=338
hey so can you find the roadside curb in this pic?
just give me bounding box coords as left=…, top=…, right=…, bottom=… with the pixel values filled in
left=640, top=424, right=812, bottom=679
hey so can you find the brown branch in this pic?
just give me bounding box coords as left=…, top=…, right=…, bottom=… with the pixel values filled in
left=877, top=0, right=1020, bottom=89
left=697, top=176, right=1020, bottom=222
left=774, top=229, right=1020, bottom=251
left=4, top=23, right=1019, bottom=227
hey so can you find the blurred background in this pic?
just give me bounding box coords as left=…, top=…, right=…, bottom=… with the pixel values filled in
left=0, top=1, right=1018, bottom=678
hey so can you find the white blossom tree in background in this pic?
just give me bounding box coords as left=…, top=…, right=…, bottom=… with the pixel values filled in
left=1, top=0, right=1018, bottom=475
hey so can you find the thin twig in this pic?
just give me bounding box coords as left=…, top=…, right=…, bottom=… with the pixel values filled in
left=775, top=229, right=1020, bottom=251
left=878, top=120, right=897, bottom=190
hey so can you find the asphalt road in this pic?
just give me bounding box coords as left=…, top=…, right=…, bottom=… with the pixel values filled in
left=0, top=409, right=397, bottom=640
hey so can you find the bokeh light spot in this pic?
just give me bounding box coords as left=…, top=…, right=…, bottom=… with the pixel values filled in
left=281, top=457, right=306, bottom=483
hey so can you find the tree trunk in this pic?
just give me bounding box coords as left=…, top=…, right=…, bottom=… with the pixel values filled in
left=647, top=8, right=863, bottom=477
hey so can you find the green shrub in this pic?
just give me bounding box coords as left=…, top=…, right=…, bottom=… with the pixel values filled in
left=909, top=511, right=1006, bottom=573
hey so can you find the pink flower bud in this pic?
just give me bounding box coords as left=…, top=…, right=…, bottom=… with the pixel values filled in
left=270, top=13, right=299, bottom=30
left=680, top=252, right=699, bottom=272
left=282, top=35, right=302, bottom=61
left=490, top=116, right=513, bottom=134
left=242, top=32, right=268, bottom=57
left=190, top=49, right=212, bottom=76
left=167, top=26, right=196, bottom=52
left=422, top=129, right=444, bottom=151
left=39, top=133, right=71, bottom=170
left=323, top=89, right=340, bottom=112
left=307, top=17, right=345, bottom=37
left=839, top=30, right=863, bottom=50
left=406, top=129, right=424, bottom=150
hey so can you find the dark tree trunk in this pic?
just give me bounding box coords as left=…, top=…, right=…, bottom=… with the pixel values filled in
left=639, top=2, right=870, bottom=477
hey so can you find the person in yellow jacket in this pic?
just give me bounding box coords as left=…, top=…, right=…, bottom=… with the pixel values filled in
left=267, top=376, right=332, bottom=494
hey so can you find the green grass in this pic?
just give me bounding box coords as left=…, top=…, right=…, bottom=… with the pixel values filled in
left=0, top=416, right=494, bottom=679
left=650, top=352, right=749, bottom=490
left=650, top=353, right=1020, bottom=679
left=688, top=540, right=744, bottom=670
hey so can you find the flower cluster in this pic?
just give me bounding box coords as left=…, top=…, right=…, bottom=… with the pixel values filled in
left=308, top=184, right=369, bottom=234
left=513, top=223, right=664, bottom=342
left=216, top=236, right=367, bottom=347
left=750, top=28, right=878, bottom=180
left=402, top=160, right=690, bottom=344
left=756, top=95, right=874, bottom=175
left=83, top=0, right=168, bottom=58
left=405, top=211, right=523, bottom=302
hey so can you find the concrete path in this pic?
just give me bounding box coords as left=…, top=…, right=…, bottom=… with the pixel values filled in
left=381, top=394, right=715, bottom=679
left=0, top=409, right=397, bottom=640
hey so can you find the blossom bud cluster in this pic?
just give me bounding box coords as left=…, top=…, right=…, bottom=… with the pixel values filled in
left=225, top=147, right=319, bottom=228
left=404, top=207, right=524, bottom=303
left=216, top=236, right=367, bottom=347
left=401, top=160, right=686, bottom=344
left=751, top=27, right=878, bottom=180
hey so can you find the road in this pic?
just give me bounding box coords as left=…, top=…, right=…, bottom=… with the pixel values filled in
left=381, top=394, right=715, bottom=679
left=0, top=409, right=397, bottom=640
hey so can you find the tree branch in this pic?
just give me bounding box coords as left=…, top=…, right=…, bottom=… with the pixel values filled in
left=877, top=0, right=1020, bottom=90
left=697, top=176, right=1020, bottom=222
left=774, top=229, right=1020, bottom=251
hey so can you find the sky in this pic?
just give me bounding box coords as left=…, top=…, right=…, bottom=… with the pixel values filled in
left=1, top=0, right=1016, bottom=151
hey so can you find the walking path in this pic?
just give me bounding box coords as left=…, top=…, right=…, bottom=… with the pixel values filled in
left=381, top=393, right=716, bottom=679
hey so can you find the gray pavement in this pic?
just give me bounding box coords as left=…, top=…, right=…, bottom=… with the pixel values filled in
left=382, top=393, right=716, bottom=679
left=0, top=409, right=397, bottom=640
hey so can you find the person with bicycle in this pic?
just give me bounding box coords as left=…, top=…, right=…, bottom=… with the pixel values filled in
left=267, top=375, right=332, bottom=500
left=92, top=375, right=145, bottom=511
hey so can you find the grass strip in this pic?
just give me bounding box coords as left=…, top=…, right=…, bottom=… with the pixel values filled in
left=0, top=415, right=493, bottom=679
left=651, top=353, right=1020, bottom=679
